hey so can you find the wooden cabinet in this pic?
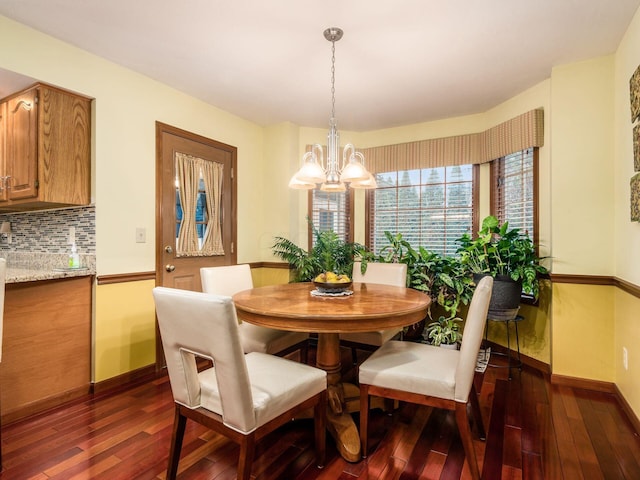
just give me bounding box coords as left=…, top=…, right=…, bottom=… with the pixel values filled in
left=0, top=83, right=91, bottom=212
left=0, top=276, right=92, bottom=424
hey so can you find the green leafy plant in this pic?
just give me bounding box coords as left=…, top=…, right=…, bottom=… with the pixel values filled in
left=373, top=231, right=474, bottom=320
left=456, top=215, right=549, bottom=299
left=425, top=315, right=462, bottom=346
left=407, top=247, right=475, bottom=320
left=272, top=223, right=368, bottom=282
left=378, top=231, right=413, bottom=264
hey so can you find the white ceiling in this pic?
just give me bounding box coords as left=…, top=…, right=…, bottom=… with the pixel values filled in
left=0, top=0, right=638, bottom=131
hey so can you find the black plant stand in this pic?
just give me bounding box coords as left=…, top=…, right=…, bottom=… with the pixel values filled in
left=485, top=309, right=523, bottom=380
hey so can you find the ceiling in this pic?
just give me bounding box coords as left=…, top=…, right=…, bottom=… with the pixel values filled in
left=0, top=0, right=638, bottom=131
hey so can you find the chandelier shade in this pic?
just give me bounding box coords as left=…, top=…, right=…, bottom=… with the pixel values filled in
left=289, top=27, right=376, bottom=192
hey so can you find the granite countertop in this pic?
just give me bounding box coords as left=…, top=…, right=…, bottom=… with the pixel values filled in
left=2, top=253, right=96, bottom=284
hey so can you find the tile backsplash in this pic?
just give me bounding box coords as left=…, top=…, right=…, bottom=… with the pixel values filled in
left=0, top=205, right=95, bottom=254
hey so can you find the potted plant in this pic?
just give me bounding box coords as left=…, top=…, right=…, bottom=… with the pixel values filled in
left=272, top=223, right=368, bottom=282
left=371, top=231, right=475, bottom=339
left=456, top=215, right=549, bottom=315
left=406, top=246, right=475, bottom=320
left=425, top=315, right=462, bottom=348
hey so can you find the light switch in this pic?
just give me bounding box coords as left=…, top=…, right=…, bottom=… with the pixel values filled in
left=136, top=227, right=146, bottom=243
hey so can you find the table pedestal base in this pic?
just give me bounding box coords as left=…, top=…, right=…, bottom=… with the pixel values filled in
left=326, top=409, right=361, bottom=462
left=326, top=382, right=390, bottom=462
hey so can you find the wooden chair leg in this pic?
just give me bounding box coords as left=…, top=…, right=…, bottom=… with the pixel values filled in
left=351, top=347, right=358, bottom=365
left=301, top=343, right=309, bottom=365
left=469, top=383, right=486, bottom=440
left=314, top=391, right=327, bottom=467
left=167, top=406, right=187, bottom=480
left=237, top=434, right=256, bottom=480
left=455, top=402, right=481, bottom=480
left=359, top=386, right=370, bottom=458
left=383, top=398, right=396, bottom=414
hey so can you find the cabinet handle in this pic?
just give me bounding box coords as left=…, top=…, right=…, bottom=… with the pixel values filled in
left=11, top=100, right=33, bottom=113
left=164, top=245, right=173, bottom=254
left=165, top=264, right=176, bottom=272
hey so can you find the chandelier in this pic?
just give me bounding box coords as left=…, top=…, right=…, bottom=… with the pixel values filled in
left=289, top=27, right=376, bottom=192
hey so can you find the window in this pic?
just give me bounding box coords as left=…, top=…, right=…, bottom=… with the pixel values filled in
left=308, top=189, right=352, bottom=249
left=491, top=147, right=538, bottom=243
left=367, top=165, right=478, bottom=256
left=175, top=177, right=209, bottom=248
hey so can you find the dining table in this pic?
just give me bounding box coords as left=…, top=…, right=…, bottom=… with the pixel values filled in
left=232, top=281, right=431, bottom=462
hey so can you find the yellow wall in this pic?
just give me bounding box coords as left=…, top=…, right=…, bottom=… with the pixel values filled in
left=485, top=281, right=552, bottom=365
left=615, top=289, right=640, bottom=411
left=614, top=2, right=640, bottom=287
left=547, top=56, right=618, bottom=383
left=613, top=6, right=640, bottom=417
left=252, top=267, right=291, bottom=287
left=552, top=283, right=615, bottom=381
left=94, top=280, right=156, bottom=382
left=550, top=56, right=616, bottom=276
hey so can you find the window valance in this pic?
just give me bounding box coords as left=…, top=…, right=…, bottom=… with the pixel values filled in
left=359, top=109, right=544, bottom=173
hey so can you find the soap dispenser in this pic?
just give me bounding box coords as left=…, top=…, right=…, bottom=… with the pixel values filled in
left=68, top=226, right=80, bottom=268
left=69, top=243, right=80, bottom=268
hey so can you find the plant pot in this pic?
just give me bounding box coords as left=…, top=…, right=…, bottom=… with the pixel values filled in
left=439, top=343, right=458, bottom=350
left=474, top=273, right=522, bottom=315
left=403, top=318, right=426, bottom=341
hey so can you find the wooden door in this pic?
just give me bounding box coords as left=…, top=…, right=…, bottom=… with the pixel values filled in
left=156, top=122, right=237, bottom=368
left=5, top=87, right=38, bottom=201
left=156, top=122, right=237, bottom=290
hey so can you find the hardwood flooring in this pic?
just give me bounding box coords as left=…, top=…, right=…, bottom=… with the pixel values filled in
left=1, top=347, right=639, bottom=479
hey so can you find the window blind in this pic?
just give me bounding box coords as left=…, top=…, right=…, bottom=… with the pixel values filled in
left=491, top=147, right=538, bottom=243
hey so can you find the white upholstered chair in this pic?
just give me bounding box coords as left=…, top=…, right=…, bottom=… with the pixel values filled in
left=200, top=264, right=309, bottom=361
left=339, top=261, right=408, bottom=363
left=152, top=287, right=327, bottom=480
left=0, top=258, right=5, bottom=471
left=358, top=276, right=493, bottom=480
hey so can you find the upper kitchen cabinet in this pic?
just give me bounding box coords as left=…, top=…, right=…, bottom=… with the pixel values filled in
left=0, top=83, right=91, bottom=211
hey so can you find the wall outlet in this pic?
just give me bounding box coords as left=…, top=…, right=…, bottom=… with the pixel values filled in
left=623, top=347, right=628, bottom=371
left=136, top=227, right=146, bottom=243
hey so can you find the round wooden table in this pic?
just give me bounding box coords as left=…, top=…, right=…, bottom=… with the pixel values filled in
left=233, top=282, right=431, bottom=462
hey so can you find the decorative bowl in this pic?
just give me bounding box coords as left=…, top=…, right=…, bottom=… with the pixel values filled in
left=313, top=281, right=353, bottom=293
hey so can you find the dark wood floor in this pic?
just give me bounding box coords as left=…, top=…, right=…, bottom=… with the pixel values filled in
left=1, top=346, right=640, bottom=480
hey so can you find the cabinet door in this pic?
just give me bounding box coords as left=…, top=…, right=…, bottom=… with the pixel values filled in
left=6, top=88, right=38, bottom=200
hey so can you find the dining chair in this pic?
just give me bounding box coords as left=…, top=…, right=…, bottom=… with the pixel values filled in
left=358, top=276, right=493, bottom=480
left=339, top=261, right=408, bottom=364
left=152, top=287, right=327, bottom=480
left=200, top=264, right=309, bottom=361
left=0, top=258, right=5, bottom=471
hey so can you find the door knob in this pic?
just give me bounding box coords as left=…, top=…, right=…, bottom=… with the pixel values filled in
left=165, top=264, right=175, bottom=272
left=164, top=245, right=173, bottom=254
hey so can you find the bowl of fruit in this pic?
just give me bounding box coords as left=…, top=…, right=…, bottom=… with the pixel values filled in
left=313, top=272, right=352, bottom=293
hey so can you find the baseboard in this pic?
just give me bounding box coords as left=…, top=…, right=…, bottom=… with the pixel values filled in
left=484, top=340, right=551, bottom=375
left=91, top=364, right=161, bottom=396
left=3, top=365, right=163, bottom=426
left=550, top=373, right=616, bottom=393
left=614, top=384, right=640, bottom=436
left=2, top=385, right=92, bottom=426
